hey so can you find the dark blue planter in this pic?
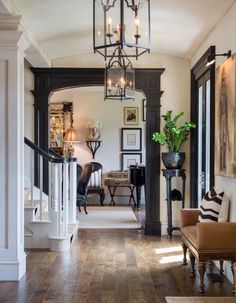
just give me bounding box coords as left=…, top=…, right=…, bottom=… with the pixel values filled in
left=162, top=152, right=185, bottom=169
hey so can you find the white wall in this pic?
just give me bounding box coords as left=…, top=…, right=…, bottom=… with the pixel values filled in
left=52, top=52, right=191, bottom=233
left=191, top=2, right=236, bottom=283
left=24, top=60, right=34, bottom=187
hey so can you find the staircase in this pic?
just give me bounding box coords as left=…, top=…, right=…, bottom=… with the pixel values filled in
left=24, top=138, right=78, bottom=252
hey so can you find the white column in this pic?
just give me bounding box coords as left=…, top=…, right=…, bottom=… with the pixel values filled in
left=69, top=161, right=77, bottom=224
left=0, top=16, right=27, bottom=281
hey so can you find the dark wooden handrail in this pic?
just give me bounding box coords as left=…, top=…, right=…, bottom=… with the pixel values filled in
left=24, top=137, right=68, bottom=163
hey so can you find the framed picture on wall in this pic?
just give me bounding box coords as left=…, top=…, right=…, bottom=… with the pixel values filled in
left=121, top=128, right=142, bottom=151
left=142, top=99, right=147, bottom=121
left=124, top=107, right=139, bottom=125
left=121, top=153, right=142, bottom=170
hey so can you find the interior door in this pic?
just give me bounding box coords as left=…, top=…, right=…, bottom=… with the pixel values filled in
left=190, top=45, right=215, bottom=208
left=197, top=74, right=211, bottom=206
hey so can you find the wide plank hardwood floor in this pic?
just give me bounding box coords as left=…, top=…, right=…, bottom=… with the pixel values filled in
left=0, top=230, right=234, bottom=303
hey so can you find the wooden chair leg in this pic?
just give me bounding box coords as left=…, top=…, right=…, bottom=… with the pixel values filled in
left=189, top=251, right=196, bottom=277
left=181, top=242, right=187, bottom=265
left=231, top=261, right=236, bottom=294
left=219, top=260, right=224, bottom=277
left=198, top=262, right=206, bottom=293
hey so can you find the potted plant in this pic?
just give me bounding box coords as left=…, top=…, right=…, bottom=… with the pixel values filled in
left=152, top=111, right=196, bottom=169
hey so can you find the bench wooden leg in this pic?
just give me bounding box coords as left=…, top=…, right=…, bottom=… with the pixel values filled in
left=198, top=262, right=206, bottom=293
left=219, top=260, right=224, bottom=277
left=189, top=251, right=196, bottom=277
left=181, top=242, right=187, bottom=265
left=231, top=261, right=236, bottom=294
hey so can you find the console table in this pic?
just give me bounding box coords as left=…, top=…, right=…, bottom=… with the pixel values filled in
left=162, top=169, right=186, bottom=239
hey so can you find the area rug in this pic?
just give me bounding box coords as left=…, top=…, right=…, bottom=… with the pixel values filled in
left=77, top=206, right=141, bottom=229
left=165, top=297, right=236, bottom=303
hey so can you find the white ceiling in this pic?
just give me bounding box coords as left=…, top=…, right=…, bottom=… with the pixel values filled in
left=13, top=0, right=235, bottom=60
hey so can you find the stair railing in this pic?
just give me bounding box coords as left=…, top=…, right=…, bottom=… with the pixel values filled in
left=24, top=138, right=77, bottom=238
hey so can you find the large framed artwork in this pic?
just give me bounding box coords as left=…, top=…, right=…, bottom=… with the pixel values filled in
left=121, top=128, right=142, bottom=151
left=215, top=53, right=236, bottom=177
left=124, top=107, right=139, bottom=125
left=121, top=153, right=142, bottom=170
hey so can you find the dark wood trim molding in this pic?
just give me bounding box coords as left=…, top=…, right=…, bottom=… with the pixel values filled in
left=190, top=46, right=215, bottom=208
left=31, top=67, right=165, bottom=235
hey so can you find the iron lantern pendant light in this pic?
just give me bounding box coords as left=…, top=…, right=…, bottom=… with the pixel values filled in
left=93, top=0, right=151, bottom=60
left=105, top=47, right=135, bottom=100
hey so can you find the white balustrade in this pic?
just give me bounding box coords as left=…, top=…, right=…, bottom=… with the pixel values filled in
left=25, top=143, right=78, bottom=240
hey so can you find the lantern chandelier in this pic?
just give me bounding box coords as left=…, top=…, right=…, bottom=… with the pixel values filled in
left=105, top=47, right=135, bottom=100
left=93, top=0, right=151, bottom=60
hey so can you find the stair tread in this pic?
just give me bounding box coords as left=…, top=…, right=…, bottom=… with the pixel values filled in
left=30, top=220, right=51, bottom=224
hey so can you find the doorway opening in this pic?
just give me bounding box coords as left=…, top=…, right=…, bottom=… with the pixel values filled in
left=49, top=86, right=146, bottom=229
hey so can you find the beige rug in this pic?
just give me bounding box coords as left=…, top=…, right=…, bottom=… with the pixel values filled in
left=166, top=297, right=236, bottom=303
left=77, top=206, right=141, bottom=229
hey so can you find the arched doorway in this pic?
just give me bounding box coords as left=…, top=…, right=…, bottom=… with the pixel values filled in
left=31, top=67, right=165, bottom=235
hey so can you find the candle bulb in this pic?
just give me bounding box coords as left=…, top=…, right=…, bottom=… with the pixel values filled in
left=120, top=77, right=125, bottom=89
left=135, top=18, right=140, bottom=36
left=115, top=24, right=120, bottom=41
left=107, top=16, right=112, bottom=35
left=108, top=79, right=112, bottom=90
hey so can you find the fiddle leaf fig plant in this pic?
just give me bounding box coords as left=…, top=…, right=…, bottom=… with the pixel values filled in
left=152, top=110, right=196, bottom=152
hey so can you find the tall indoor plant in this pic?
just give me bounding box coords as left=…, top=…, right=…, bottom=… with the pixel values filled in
left=152, top=111, right=196, bottom=169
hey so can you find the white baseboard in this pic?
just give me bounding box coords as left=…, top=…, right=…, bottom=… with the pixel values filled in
left=0, top=254, right=26, bottom=281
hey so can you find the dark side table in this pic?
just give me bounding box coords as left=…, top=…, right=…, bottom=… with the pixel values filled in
left=162, top=169, right=186, bottom=239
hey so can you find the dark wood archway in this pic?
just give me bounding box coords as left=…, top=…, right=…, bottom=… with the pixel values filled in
left=31, top=67, right=165, bottom=235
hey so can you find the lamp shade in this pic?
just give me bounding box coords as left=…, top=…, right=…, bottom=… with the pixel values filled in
left=64, top=127, right=79, bottom=142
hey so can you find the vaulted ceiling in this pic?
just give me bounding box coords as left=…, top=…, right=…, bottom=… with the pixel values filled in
left=13, top=0, right=235, bottom=60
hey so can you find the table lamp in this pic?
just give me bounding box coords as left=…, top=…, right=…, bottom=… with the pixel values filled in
left=64, top=123, right=79, bottom=157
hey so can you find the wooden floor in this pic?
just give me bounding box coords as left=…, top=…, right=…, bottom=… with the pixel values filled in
left=0, top=230, right=234, bottom=303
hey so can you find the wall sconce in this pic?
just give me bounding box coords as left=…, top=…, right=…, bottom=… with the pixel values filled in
left=206, top=50, right=231, bottom=67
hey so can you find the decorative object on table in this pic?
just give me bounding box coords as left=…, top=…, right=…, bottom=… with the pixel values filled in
left=104, top=170, right=136, bottom=207
left=121, top=128, right=142, bottom=151
left=105, top=47, right=135, bottom=101
left=124, top=107, right=139, bottom=125
left=152, top=111, right=196, bottom=169
left=93, top=0, right=151, bottom=60
left=86, top=140, right=102, bottom=159
left=121, top=153, right=142, bottom=170
left=142, top=99, right=147, bottom=121
left=215, top=53, right=236, bottom=177
left=64, top=115, right=80, bottom=157
left=49, top=102, right=73, bottom=155
left=129, top=164, right=145, bottom=210
left=162, top=168, right=186, bottom=239
left=87, top=120, right=102, bottom=140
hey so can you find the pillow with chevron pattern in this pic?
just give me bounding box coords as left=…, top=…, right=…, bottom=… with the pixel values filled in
left=199, top=187, right=229, bottom=222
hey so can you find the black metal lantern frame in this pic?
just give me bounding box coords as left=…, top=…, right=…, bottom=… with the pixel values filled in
left=93, top=0, right=151, bottom=60
left=105, top=47, right=135, bottom=101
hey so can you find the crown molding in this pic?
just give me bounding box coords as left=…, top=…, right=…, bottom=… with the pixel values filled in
left=0, top=14, right=21, bottom=30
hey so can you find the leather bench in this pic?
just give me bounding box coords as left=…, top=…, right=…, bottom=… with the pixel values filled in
left=181, top=208, right=236, bottom=293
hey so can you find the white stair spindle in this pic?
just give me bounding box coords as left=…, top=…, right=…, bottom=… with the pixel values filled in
left=69, top=161, right=77, bottom=224
left=39, top=155, right=43, bottom=220
left=51, top=163, right=59, bottom=237
left=63, top=162, right=69, bottom=236
left=58, top=163, right=62, bottom=236
left=30, top=149, right=34, bottom=207
left=48, top=161, right=52, bottom=220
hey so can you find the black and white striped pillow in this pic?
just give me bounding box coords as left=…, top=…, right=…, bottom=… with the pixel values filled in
left=199, top=188, right=224, bottom=222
